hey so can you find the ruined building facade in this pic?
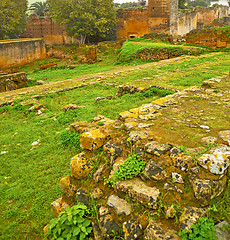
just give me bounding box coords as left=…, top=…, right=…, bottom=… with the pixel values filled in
left=117, top=0, right=229, bottom=40
left=26, top=0, right=229, bottom=43
left=117, top=0, right=178, bottom=40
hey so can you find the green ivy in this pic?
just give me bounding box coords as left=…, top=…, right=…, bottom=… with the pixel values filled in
left=179, top=217, right=217, bottom=240
left=45, top=203, right=92, bottom=240
left=106, top=153, right=146, bottom=186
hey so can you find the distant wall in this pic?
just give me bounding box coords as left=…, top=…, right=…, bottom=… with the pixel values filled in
left=116, top=8, right=149, bottom=40
left=117, top=0, right=177, bottom=40
left=26, top=14, right=77, bottom=45
left=178, top=5, right=229, bottom=36
left=0, top=72, right=28, bottom=92
left=0, top=39, right=46, bottom=70
left=186, top=28, right=230, bottom=48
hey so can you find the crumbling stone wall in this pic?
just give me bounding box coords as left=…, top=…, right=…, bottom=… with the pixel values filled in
left=26, top=14, right=77, bottom=45
left=178, top=5, right=229, bottom=36
left=117, top=3, right=229, bottom=40
left=0, top=39, right=46, bottom=70
left=0, top=72, right=28, bottom=92
left=117, top=0, right=178, bottom=40
left=186, top=28, right=230, bottom=48
left=116, top=8, right=149, bottom=40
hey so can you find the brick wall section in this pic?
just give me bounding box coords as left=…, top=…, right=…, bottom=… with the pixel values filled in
left=148, top=0, right=171, bottom=33
left=26, top=14, right=77, bottom=45
left=0, top=39, right=46, bottom=70
left=186, top=28, right=230, bottom=49
left=0, top=72, right=28, bottom=92
left=116, top=8, right=149, bottom=40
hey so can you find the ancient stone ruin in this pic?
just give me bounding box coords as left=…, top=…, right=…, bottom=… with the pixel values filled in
left=0, top=72, right=29, bottom=93
left=49, top=75, right=230, bottom=239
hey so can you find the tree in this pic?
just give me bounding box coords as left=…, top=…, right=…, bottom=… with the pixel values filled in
left=186, top=0, right=211, bottom=8
left=0, top=0, right=28, bottom=40
left=29, top=1, right=47, bottom=17
left=47, top=0, right=116, bottom=44
left=179, top=0, right=187, bottom=9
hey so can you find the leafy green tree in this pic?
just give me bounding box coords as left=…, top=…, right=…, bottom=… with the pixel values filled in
left=47, top=0, right=116, bottom=44
left=0, top=0, right=28, bottom=40
left=186, top=0, right=211, bottom=8
left=179, top=0, right=187, bottom=9
left=29, top=1, right=47, bottom=17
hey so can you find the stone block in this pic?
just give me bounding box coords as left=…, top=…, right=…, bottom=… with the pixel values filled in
left=115, top=178, right=161, bottom=209
left=70, top=152, right=93, bottom=179
left=51, top=197, right=69, bottom=218
left=80, top=129, right=106, bottom=150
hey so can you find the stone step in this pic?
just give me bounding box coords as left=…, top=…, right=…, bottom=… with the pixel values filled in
left=114, top=178, right=161, bottom=209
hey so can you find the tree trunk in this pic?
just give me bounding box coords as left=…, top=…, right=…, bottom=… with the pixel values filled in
left=79, top=34, right=87, bottom=44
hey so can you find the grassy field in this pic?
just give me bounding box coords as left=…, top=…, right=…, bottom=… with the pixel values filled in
left=0, top=84, right=168, bottom=239
left=1, top=40, right=230, bottom=239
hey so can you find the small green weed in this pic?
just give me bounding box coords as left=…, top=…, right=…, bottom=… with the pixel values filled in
left=106, top=153, right=146, bottom=186
left=45, top=203, right=92, bottom=240
left=58, top=129, right=81, bottom=148
left=213, top=88, right=220, bottom=93
left=179, top=217, right=216, bottom=240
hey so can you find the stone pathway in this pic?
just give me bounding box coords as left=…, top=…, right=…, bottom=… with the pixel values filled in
left=1, top=52, right=225, bottom=106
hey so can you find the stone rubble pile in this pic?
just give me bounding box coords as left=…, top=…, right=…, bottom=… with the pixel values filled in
left=47, top=76, right=230, bottom=239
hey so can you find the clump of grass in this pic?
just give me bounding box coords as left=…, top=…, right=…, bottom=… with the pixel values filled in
left=58, top=129, right=81, bottom=148
left=56, top=110, right=79, bottom=125
left=142, top=87, right=174, bottom=97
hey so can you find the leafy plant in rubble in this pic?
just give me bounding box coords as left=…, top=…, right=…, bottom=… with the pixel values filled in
left=45, top=203, right=92, bottom=240
left=106, top=153, right=147, bottom=186
left=179, top=217, right=216, bottom=240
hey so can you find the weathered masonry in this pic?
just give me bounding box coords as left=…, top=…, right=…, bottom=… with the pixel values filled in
left=26, top=14, right=77, bottom=45
left=117, top=0, right=229, bottom=40
left=0, top=38, right=46, bottom=70
left=0, top=72, right=28, bottom=92
left=25, top=1, right=229, bottom=43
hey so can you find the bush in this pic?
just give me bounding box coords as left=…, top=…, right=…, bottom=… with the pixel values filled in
left=58, top=129, right=81, bottom=148
left=45, top=203, right=92, bottom=240
left=179, top=217, right=216, bottom=240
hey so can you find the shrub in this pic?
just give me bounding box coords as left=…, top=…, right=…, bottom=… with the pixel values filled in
left=58, top=129, right=81, bottom=148
left=179, top=217, right=217, bottom=240
left=107, top=153, right=146, bottom=186
left=45, top=203, right=92, bottom=240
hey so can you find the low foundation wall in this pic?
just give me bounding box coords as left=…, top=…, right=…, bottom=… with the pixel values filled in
left=0, top=72, right=28, bottom=92
left=186, top=28, right=230, bottom=48
left=0, top=39, right=46, bottom=70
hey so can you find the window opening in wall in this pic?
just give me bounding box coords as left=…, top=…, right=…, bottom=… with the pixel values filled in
left=129, top=35, right=137, bottom=38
